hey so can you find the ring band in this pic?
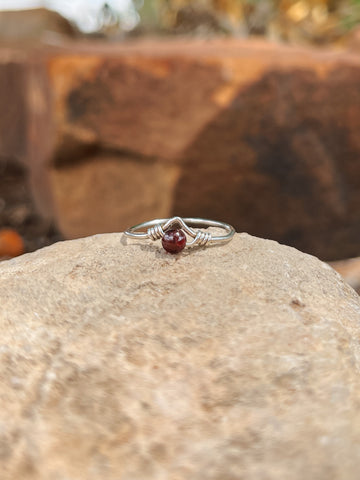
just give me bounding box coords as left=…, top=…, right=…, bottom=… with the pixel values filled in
left=124, top=217, right=235, bottom=254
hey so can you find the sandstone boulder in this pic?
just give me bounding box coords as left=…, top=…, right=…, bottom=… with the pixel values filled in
left=0, top=233, right=360, bottom=479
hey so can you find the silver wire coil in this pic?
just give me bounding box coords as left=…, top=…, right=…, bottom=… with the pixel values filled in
left=147, top=224, right=165, bottom=241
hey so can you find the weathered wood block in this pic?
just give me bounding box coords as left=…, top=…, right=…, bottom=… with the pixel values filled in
left=1, top=39, right=360, bottom=260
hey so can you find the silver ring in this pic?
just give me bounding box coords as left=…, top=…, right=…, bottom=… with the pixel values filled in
left=124, top=216, right=235, bottom=254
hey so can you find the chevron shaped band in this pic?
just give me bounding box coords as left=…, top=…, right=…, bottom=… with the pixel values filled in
left=124, top=217, right=235, bottom=254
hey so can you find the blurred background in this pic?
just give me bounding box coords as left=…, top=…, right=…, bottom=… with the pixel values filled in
left=0, top=0, right=359, bottom=42
left=0, top=0, right=360, bottom=283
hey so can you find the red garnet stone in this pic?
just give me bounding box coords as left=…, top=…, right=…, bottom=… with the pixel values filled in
left=162, top=229, right=186, bottom=254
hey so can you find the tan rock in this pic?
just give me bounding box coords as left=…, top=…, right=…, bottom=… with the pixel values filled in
left=0, top=233, right=360, bottom=479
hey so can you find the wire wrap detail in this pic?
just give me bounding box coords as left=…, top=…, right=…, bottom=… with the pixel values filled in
left=125, top=216, right=235, bottom=249
left=147, top=224, right=165, bottom=241
left=188, top=230, right=212, bottom=246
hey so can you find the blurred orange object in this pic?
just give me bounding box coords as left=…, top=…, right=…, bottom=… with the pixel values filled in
left=0, top=229, right=25, bottom=258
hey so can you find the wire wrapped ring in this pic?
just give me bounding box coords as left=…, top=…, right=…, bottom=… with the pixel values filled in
left=124, top=217, right=235, bottom=254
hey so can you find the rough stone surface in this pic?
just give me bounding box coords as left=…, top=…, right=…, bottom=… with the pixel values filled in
left=0, top=232, right=360, bottom=480
left=1, top=40, right=360, bottom=260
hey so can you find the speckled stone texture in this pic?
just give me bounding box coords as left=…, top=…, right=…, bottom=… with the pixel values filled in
left=0, top=232, right=360, bottom=480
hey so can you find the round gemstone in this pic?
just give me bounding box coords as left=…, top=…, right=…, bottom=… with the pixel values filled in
left=162, top=229, right=186, bottom=254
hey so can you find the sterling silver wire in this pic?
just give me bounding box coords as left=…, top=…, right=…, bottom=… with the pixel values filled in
left=124, top=217, right=235, bottom=248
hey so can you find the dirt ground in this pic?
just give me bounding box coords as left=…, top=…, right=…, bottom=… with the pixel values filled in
left=0, top=159, right=62, bottom=256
